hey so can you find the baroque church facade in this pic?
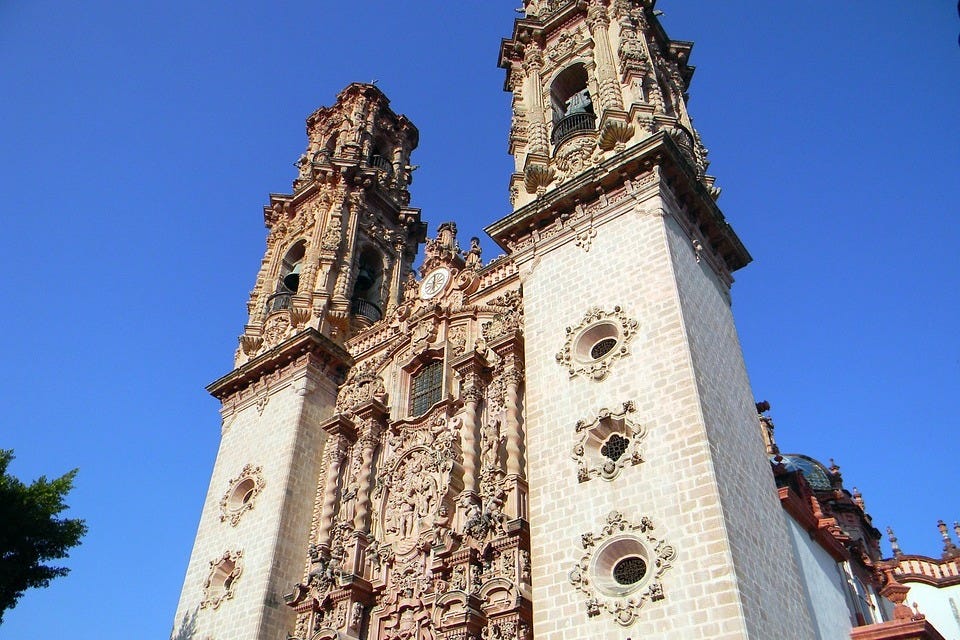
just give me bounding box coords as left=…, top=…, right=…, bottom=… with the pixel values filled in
left=171, top=2, right=957, bottom=639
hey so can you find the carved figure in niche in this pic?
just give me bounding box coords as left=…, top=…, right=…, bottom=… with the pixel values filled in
left=463, top=237, right=482, bottom=271
left=398, top=472, right=419, bottom=539
left=480, top=418, right=504, bottom=470
left=322, top=215, right=342, bottom=250
left=432, top=503, right=453, bottom=545
left=382, top=451, right=440, bottom=551
left=402, top=270, right=418, bottom=301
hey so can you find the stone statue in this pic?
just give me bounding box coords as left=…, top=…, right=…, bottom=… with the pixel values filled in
left=464, top=236, right=482, bottom=270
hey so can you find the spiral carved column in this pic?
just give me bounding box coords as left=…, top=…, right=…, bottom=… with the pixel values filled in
left=317, top=416, right=356, bottom=549
left=503, top=367, right=526, bottom=479
left=352, top=413, right=384, bottom=532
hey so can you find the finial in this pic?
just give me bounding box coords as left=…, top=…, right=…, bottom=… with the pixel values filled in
left=755, top=400, right=770, bottom=413
left=852, top=487, right=865, bottom=510
left=887, top=526, right=902, bottom=558
left=829, top=458, right=841, bottom=474
left=954, top=521, right=960, bottom=542
left=938, top=519, right=960, bottom=560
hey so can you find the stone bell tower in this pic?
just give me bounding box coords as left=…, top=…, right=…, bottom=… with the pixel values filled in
left=170, top=83, right=426, bottom=640
left=488, top=1, right=818, bottom=638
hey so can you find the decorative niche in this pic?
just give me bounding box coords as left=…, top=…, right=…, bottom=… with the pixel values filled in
left=572, top=402, right=646, bottom=483
left=201, top=550, right=243, bottom=610
left=219, top=464, right=265, bottom=526
left=569, top=511, right=676, bottom=627
left=555, top=306, right=639, bottom=381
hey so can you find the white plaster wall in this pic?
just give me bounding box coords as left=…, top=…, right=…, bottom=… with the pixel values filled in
left=784, top=515, right=853, bottom=639
left=904, top=582, right=960, bottom=639
left=171, top=365, right=337, bottom=640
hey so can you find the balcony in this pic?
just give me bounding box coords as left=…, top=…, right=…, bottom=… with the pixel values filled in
left=266, top=292, right=292, bottom=314
left=368, top=154, right=394, bottom=176
left=351, top=298, right=382, bottom=324
left=551, top=112, right=596, bottom=146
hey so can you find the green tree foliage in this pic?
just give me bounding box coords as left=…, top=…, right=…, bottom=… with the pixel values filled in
left=0, top=449, right=87, bottom=623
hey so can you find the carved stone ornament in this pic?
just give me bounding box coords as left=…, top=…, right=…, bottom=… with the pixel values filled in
left=572, top=402, right=645, bottom=482
left=569, top=511, right=676, bottom=626
left=219, top=464, right=266, bottom=526
left=336, top=362, right=388, bottom=414
left=554, top=136, right=599, bottom=184
left=201, top=549, right=243, bottom=610
left=555, top=306, right=639, bottom=381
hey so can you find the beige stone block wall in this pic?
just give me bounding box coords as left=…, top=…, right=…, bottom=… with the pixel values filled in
left=661, top=205, right=815, bottom=638
left=171, top=366, right=337, bottom=640
left=519, top=192, right=813, bottom=638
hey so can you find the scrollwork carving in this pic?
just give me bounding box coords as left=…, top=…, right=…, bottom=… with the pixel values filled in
left=569, top=511, right=675, bottom=626
left=219, top=463, right=266, bottom=526
left=572, top=402, right=646, bottom=482
left=336, top=362, right=388, bottom=414
left=555, top=306, right=639, bottom=381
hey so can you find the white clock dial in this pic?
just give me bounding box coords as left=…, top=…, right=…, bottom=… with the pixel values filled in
left=419, top=267, right=451, bottom=299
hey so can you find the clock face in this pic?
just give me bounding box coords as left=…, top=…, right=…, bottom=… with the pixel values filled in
left=419, top=267, right=451, bottom=299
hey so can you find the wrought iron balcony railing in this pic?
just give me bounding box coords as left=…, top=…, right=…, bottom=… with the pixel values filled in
left=351, top=298, right=383, bottom=323
left=266, top=292, right=292, bottom=314
left=368, top=154, right=393, bottom=176
left=551, top=112, right=596, bottom=145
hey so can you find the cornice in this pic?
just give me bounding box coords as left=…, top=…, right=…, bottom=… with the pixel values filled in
left=779, top=486, right=849, bottom=563
left=207, top=328, right=352, bottom=400
left=484, top=132, right=751, bottom=273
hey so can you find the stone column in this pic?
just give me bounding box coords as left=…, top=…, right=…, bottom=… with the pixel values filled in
left=587, top=2, right=624, bottom=113
left=317, top=416, right=357, bottom=549
left=502, top=366, right=525, bottom=479
left=452, top=351, right=489, bottom=498
left=351, top=403, right=387, bottom=532
left=523, top=43, right=549, bottom=156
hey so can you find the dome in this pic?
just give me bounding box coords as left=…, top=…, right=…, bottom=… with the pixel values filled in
left=773, top=454, right=833, bottom=492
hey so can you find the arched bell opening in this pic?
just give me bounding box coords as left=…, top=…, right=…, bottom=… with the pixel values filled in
left=267, top=240, right=306, bottom=313
left=350, top=247, right=384, bottom=325
left=368, top=138, right=394, bottom=177
left=550, top=63, right=596, bottom=146
left=312, top=134, right=338, bottom=166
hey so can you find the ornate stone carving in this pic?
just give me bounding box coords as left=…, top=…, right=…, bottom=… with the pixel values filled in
left=553, top=136, right=598, bottom=184
left=572, top=402, right=645, bottom=482
left=569, top=511, right=675, bottom=626
left=262, top=313, right=292, bottom=349
left=574, top=225, right=596, bottom=252
left=200, top=550, right=243, bottom=610
left=546, top=29, right=585, bottom=65
left=555, top=306, right=639, bottom=380
left=219, top=464, right=266, bottom=526
left=336, top=362, right=388, bottom=414
left=447, top=325, right=468, bottom=356
left=481, top=290, right=524, bottom=341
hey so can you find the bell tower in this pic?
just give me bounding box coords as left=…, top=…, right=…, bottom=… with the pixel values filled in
left=489, top=1, right=818, bottom=638
left=171, top=84, right=425, bottom=640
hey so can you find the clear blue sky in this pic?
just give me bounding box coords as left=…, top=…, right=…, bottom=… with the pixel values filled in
left=1, top=1, right=957, bottom=637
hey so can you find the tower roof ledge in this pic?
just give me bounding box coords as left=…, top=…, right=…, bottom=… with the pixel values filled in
left=485, top=132, right=751, bottom=273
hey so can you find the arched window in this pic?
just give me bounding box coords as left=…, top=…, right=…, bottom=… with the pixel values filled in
left=268, top=241, right=305, bottom=313
left=351, top=247, right=384, bottom=323
left=550, top=63, right=596, bottom=145
left=409, top=360, right=443, bottom=416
